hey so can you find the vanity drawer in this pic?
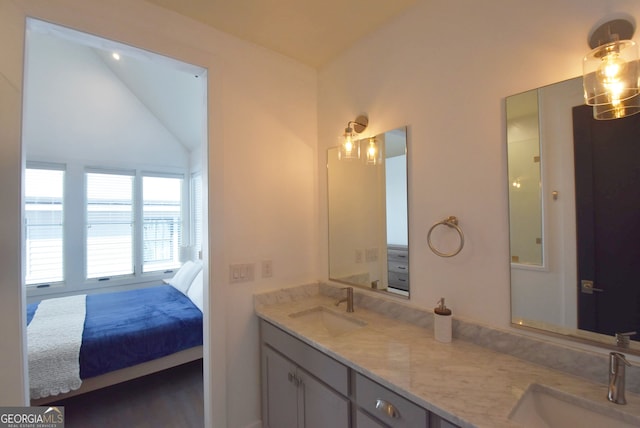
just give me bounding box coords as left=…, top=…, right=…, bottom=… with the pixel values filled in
left=261, top=320, right=349, bottom=395
left=354, top=372, right=428, bottom=428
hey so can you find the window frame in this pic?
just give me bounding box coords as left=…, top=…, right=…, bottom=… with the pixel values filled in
left=24, top=163, right=190, bottom=294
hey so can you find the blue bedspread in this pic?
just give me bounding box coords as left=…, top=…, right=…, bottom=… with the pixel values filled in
left=27, top=285, right=203, bottom=379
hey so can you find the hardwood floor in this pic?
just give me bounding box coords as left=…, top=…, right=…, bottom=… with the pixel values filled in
left=50, top=359, right=204, bottom=427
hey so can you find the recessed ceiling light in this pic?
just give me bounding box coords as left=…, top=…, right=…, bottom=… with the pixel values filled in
left=112, top=52, right=120, bottom=61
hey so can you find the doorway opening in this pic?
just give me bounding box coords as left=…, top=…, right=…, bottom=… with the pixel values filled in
left=22, top=18, right=208, bottom=417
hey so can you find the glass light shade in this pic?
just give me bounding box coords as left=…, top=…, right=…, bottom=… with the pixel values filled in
left=363, top=138, right=382, bottom=165
left=338, top=128, right=360, bottom=160
left=583, top=40, right=640, bottom=119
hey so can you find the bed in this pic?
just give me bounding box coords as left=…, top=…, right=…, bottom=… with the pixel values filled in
left=27, top=260, right=204, bottom=405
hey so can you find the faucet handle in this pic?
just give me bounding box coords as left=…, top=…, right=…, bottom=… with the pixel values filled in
left=615, top=331, right=637, bottom=348
left=610, top=351, right=631, bottom=371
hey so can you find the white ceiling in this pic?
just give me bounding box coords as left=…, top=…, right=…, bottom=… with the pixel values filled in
left=144, top=0, right=417, bottom=68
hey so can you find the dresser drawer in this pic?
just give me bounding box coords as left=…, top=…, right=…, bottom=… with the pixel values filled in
left=354, top=372, right=427, bottom=428
left=388, top=271, right=409, bottom=291
left=388, top=260, right=409, bottom=273
left=387, top=247, right=408, bottom=261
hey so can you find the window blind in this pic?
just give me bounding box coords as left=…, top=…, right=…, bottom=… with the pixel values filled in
left=25, top=167, right=64, bottom=285
left=142, top=175, right=183, bottom=273
left=191, top=173, right=203, bottom=257
left=86, top=172, right=134, bottom=279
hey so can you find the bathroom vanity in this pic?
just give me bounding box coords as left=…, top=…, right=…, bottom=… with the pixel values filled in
left=255, top=283, right=640, bottom=428
left=261, top=320, right=456, bottom=427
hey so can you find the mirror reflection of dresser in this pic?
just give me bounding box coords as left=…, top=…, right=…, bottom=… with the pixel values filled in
left=387, top=244, right=409, bottom=293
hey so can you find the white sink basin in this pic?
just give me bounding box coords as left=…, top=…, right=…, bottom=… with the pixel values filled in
left=289, top=306, right=367, bottom=336
left=509, top=383, right=640, bottom=428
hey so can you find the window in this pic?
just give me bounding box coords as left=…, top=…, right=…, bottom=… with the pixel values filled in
left=191, top=173, right=203, bottom=257
left=86, top=171, right=134, bottom=279
left=24, top=166, right=65, bottom=285
left=142, top=175, right=183, bottom=272
left=25, top=167, right=187, bottom=288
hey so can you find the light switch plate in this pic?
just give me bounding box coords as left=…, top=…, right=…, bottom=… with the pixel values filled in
left=261, top=260, right=273, bottom=278
left=229, top=263, right=255, bottom=283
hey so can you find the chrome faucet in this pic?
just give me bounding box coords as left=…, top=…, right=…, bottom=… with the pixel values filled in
left=335, top=287, right=354, bottom=312
left=615, top=331, right=637, bottom=348
left=608, top=352, right=631, bottom=404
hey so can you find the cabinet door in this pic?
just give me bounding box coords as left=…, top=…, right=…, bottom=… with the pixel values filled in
left=356, top=409, right=389, bottom=428
left=299, top=368, right=350, bottom=428
left=263, top=347, right=299, bottom=428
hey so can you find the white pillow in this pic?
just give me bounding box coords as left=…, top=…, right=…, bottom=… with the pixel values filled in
left=187, top=270, right=204, bottom=312
left=164, top=260, right=202, bottom=294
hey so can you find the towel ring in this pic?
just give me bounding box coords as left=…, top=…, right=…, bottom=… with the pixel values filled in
left=427, top=216, right=464, bottom=258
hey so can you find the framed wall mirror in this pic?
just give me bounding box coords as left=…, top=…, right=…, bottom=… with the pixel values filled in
left=327, top=126, right=409, bottom=297
left=506, top=77, right=640, bottom=353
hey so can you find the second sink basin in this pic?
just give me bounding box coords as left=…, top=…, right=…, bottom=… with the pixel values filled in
left=289, top=306, right=367, bottom=336
left=509, top=383, right=640, bottom=428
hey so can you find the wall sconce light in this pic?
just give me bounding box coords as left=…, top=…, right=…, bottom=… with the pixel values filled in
left=364, top=137, right=382, bottom=165
left=583, top=18, right=640, bottom=120
left=338, top=114, right=368, bottom=160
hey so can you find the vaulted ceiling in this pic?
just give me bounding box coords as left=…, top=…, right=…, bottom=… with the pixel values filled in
left=144, top=0, right=417, bottom=68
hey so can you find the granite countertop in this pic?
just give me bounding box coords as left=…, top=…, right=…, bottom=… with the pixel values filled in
left=254, top=286, right=640, bottom=428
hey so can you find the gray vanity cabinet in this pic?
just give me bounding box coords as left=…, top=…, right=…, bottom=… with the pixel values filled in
left=263, top=346, right=299, bottom=428
left=261, top=321, right=350, bottom=428
left=260, top=320, right=460, bottom=428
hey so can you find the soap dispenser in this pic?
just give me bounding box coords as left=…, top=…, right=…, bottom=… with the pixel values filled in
left=434, top=298, right=452, bottom=343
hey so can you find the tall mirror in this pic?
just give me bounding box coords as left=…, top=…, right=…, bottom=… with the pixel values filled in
left=328, top=127, right=409, bottom=297
left=507, top=77, right=640, bottom=353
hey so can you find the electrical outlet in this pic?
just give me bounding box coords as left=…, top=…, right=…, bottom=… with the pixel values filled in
left=262, top=260, right=273, bottom=278
left=229, top=263, right=255, bottom=283
left=365, top=248, right=378, bottom=262
left=355, top=249, right=363, bottom=263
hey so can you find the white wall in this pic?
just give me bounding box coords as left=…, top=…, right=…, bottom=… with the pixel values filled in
left=318, top=0, right=640, bottom=331
left=23, top=30, right=189, bottom=168
left=0, top=2, right=318, bottom=428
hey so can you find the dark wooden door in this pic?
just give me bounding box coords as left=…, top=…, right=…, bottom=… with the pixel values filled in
left=573, top=105, right=640, bottom=338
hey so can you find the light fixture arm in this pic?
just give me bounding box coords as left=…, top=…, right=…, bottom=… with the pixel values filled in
left=345, top=114, right=369, bottom=134
left=588, top=18, right=635, bottom=49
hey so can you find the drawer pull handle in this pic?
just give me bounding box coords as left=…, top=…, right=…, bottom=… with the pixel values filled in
left=375, top=399, right=400, bottom=419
